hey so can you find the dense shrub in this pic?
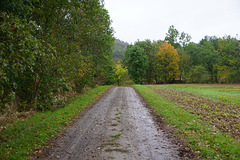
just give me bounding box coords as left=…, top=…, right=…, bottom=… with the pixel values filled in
left=0, top=0, right=114, bottom=113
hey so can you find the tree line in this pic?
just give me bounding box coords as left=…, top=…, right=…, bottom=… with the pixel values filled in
left=123, top=25, right=240, bottom=84
left=0, top=0, right=115, bottom=113
left=112, top=39, right=129, bottom=59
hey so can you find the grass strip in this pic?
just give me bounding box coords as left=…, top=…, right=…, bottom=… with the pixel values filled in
left=133, top=85, right=240, bottom=160
left=0, top=86, right=111, bottom=160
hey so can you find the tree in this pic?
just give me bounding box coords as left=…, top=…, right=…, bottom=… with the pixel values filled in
left=185, top=41, right=219, bottom=83
left=179, top=32, right=191, bottom=47
left=155, top=42, right=180, bottom=83
left=187, top=66, right=210, bottom=83
left=213, top=65, right=231, bottom=83
left=218, top=36, right=240, bottom=74
left=114, top=65, right=128, bottom=86
left=177, top=47, right=191, bottom=81
left=164, top=25, right=179, bottom=48
left=134, top=40, right=159, bottom=84
left=123, top=45, right=148, bottom=84
left=0, top=0, right=115, bottom=112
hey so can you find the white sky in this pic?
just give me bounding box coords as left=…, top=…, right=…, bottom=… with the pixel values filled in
left=104, top=0, right=240, bottom=44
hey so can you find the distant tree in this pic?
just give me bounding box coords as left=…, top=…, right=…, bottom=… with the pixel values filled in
left=214, top=36, right=240, bottom=83
left=123, top=45, right=148, bottom=84
left=187, top=66, right=210, bottom=83
left=185, top=41, right=219, bottom=82
left=177, top=47, right=191, bottom=81
left=179, top=32, right=191, bottom=47
left=164, top=25, right=179, bottom=48
left=218, top=36, right=240, bottom=71
left=213, top=65, right=231, bottom=83
left=155, top=42, right=180, bottom=83
left=134, top=40, right=158, bottom=83
left=114, top=64, right=128, bottom=86
left=165, top=25, right=192, bottom=49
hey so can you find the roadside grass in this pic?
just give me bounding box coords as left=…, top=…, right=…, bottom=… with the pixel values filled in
left=133, top=85, right=240, bottom=160
left=159, top=84, right=240, bottom=106
left=0, top=86, right=111, bottom=160
left=147, top=85, right=240, bottom=140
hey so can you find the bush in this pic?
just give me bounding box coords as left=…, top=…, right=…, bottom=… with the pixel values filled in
left=0, top=12, right=55, bottom=112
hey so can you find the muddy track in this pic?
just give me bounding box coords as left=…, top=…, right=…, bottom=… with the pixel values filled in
left=43, top=87, right=187, bottom=160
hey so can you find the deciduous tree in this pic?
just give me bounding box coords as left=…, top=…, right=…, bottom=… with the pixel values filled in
left=123, top=45, right=148, bottom=84
left=114, top=65, right=128, bottom=86
left=155, top=42, right=180, bottom=83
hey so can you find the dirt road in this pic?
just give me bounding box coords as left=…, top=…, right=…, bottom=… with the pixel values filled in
left=44, top=87, right=184, bottom=160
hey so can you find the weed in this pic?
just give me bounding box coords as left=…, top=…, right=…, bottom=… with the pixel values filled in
left=105, top=148, right=128, bottom=153
left=110, top=133, right=121, bottom=139
left=111, top=123, right=118, bottom=126
left=115, top=112, right=122, bottom=116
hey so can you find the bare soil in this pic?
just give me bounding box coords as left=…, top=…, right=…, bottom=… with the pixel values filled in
left=40, top=87, right=193, bottom=160
left=148, top=86, right=240, bottom=141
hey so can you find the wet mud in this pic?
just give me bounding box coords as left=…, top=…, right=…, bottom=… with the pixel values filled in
left=42, top=87, right=189, bottom=160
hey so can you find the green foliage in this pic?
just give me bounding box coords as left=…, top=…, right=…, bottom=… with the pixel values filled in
left=187, top=66, right=210, bottom=83
left=177, top=47, right=191, bottom=80
left=123, top=45, right=148, bottom=84
left=0, top=86, right=111, bottom=159
left=164, top=25, right=179, bottom=48
left=164, top=25, right=191, bottom=48
left=121, top=25, right=239, bottom=85
left=0, top=12, right=57, bottom=111
left=134, top=40, right=160, bottom=84
left=229, top=69, right=240, bottom=83
left=186, top=36, right=239, bottom=83
left=0, top=0, right=114, bottom=112
left=114, top=65, right=128, bottom=86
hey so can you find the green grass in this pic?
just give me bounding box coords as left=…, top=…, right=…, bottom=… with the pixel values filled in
left=159, top=84, right=240, bottom=106
left=133, top=85, right=240, bottom=160
left=110, top=133, right=121, bottom=139
left=0, top=86, right=111, bottom=160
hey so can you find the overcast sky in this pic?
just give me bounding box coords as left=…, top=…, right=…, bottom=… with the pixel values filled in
left=104, top=0, right=240, bottom=44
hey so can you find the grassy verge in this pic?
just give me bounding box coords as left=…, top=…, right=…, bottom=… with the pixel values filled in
left=147, top=85, right=240, bottom=140
left=133, top=85, right=240, bottom=160
left=159, top=84, right=240, bottom=106
left=0, top=86, right=111, bottom=160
